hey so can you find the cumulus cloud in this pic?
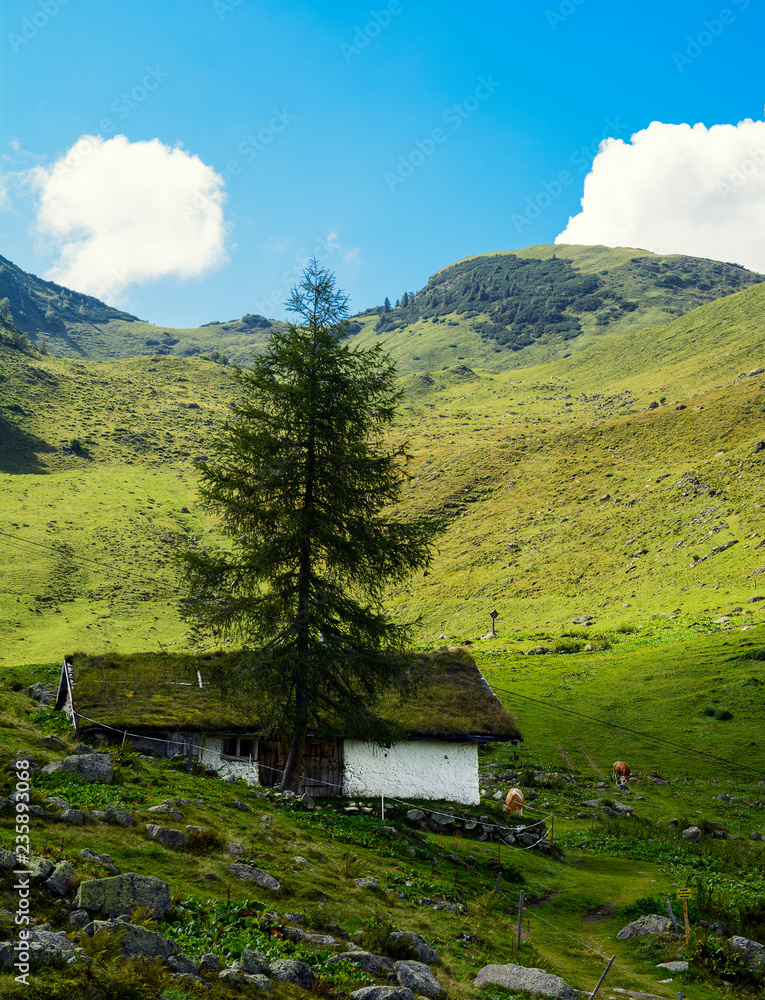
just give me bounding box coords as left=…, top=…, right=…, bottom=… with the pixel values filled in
left=556, top=118, right=765, bottom=273
left=30, top=134, right=228, bottom=302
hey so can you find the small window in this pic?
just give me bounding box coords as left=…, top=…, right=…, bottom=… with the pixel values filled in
left=222, top=737, right=255, bottom=759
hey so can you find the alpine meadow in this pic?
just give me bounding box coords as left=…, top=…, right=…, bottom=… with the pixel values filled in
left=2, top=245, right=765, bottom=1000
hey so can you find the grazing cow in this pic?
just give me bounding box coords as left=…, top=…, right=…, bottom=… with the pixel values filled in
left=613, top=761, right=631, bottom=786
left=503, top=787, right=525, bottom=815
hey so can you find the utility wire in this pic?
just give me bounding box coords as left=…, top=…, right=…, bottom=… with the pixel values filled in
left=0, top=528, right=182, bottom=592
left=491, top=683, right=765, bottom=779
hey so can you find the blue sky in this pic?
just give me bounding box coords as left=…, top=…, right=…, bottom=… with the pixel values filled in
left=1, top=0, right=764, bottom=327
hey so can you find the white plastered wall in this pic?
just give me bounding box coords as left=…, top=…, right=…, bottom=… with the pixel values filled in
left=197, top=736, right=261, bottom=784
left=343, top=740, right=479, bottom=805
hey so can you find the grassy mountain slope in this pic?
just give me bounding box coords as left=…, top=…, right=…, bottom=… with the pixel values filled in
left=0, top=254, right=280, bottom=365
left=2, top=277, right=765, bottom=670
left=3, top=246, right=761, bottom=374
left=1, top=650, right=765, bottom=999
left=348, top=244, right=763, bottom=374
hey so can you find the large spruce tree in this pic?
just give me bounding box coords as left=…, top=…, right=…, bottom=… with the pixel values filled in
left=179, top=260, right=441, bottom=791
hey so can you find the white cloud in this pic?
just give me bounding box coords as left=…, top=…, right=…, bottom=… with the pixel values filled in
left=556, top=118, right=765, bottom=273
left=30, top=134, right=228, bottom=302
left=325, top=230, right=361, bottom=266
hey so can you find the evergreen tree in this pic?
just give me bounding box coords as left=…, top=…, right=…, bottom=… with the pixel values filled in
left=401, top=291, right=409, bottom=309
left=383, top=296, right=391, bottom=312
left=179, top=260, right=441, bottom=791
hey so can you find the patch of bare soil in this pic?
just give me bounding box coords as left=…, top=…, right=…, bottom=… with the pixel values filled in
left=583, top=903, right=618, bottom=923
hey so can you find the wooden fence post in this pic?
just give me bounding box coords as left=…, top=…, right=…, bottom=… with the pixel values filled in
left=588, top=955, right=615, bottom=1000
left=516, top=890, right=525, bottom=949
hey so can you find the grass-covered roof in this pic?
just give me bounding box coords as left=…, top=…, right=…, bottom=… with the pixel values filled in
left=64, top=648, right=520, bottom=742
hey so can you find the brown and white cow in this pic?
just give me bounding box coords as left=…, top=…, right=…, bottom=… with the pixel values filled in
left=503, top=787, right=525, bottom=815
left=612, top=761, right=631, bottom=786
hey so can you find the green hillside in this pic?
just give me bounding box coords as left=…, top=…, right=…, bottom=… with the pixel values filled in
left=2, top=275, right=765, bottom=668
left=348, top=244, right=763, bottom=374
left=2, top=246, right=761, bottom=372
left=0, top=254, right=281, bottom=365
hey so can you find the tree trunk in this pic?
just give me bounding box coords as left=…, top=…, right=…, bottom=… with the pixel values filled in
left=281, top=675, right=307, bottom=792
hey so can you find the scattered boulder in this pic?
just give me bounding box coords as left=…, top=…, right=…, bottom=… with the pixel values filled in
left=351, top=989, right=415, bottom=1000
left=682, top=826, right=701, bottom=842
left=387, top=931, right=439, bottom=965
left=616, top=914, right=674, bottom=940
left=146, top=824, right=190, bottom=850
left=354, top=876, right=380, bottom=890
left=60, top=753, right=113, bottom=784
left=85, top=920, right=180, bottom=960
left=657, top=961, right=689, bottom=972
left=79, top=849, right=120, bottom=874
left=270, top=958, right=317, bottom=989
left=27, top=683, right=52, bottom=706
left=728, top=936, right=765, bottom=969
left=394, top=960, right=446, bottom=999
left=105, top=805, right=135, bottom=827
left=236, top=948, right=271, bottom=976
left=229, top=863, right=282, bottom=892
left=44, top=861, right=75, bottom=896
left=475, top=963, right=579, bottom=1000
left=330, top=952, right=394, bottom=975
left=74, top=872, right=172, bottom=919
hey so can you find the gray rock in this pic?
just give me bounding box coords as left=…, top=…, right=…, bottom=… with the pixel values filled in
left=25, top=857, right=55, bottom=880
left=354, top=876, right=379, bottom=889
left=74, top=872, right=172, bottom=919
left=394, top=960, right=446, bottom=999
left=284, top=926, right=339, bottom=946
left=227, top=842, right=245, bottom=854
left=41, top=762, right=63, bottom=776
left=270, top=958, right=317, bottom=988
left=87, top=920, right=180, bottom=959
left=406, top=809, right=425, bottom=822
left=238, top=949, right=271, bottom=975
left=682, top=825, right=701, bottom=841
left=105, top=805, right=135, bottom=827
left=657, top=961, right=689, bottom=971
left=330, top=952, right=394, bottom=975
left=167, top=953, right=199, bottom=975
left=59, top=808, right=87, bottom=825
left=728, top=936, right=765, bottom=969
left=616, top=914, right=674, bottom=940
left=69, top=910, right=91, bottom=929
left=0, top=849, right=18, bottom=871
left=60, top=753, right=113, bottom=783
left=387, top=931, right=439, bottom=965
left=147, top=803, right=183, bottom=821
left=474, top=964, right=578, bottom=1000
left=229, top=864, right=281, bottom=892
left=28, top=682, right=52, bottom=706
left=351, top=989, right=415, bottom=1000
left=44, top=861, right=76, bottom=896
left=79, top=848, right=120, bottom=874
left=146, top=824, right=190, bottom=850
left=37, top=735, right=66, bottom=749
left=199, top=952, right=222, bottom=976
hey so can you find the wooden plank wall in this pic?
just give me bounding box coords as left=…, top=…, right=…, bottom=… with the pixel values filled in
left=258, top=739, right=343, bottom=796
